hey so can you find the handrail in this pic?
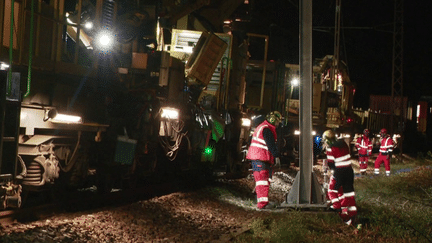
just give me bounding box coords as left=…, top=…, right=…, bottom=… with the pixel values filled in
left=24, top=0, right=35, bottom=98
left=247, top=33, right=269, bottom=109
left=7, top=0, right=14, bottom=96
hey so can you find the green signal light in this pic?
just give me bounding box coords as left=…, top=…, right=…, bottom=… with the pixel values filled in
left=204, top=147, right=213, bottom=155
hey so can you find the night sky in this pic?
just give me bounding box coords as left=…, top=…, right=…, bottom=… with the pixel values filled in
left=245, top=0, right=432, bottom=109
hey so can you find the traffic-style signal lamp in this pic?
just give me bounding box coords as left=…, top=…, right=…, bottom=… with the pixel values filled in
left=204, top=146, right=213, bottom=155
left=201, top=145, right=215, bottom=162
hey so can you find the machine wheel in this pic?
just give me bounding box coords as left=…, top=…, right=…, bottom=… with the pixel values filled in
left=19, top=189, right=29, bottom=207
left=96, top=171, right=113, bottom=194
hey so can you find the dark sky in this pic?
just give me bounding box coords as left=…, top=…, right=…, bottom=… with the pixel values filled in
left=246, top=0, right=432, bottom=109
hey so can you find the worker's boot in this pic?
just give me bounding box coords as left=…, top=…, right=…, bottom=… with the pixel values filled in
left=343, top=218, right=353, bottom=225
left=260, top=201, right=278, bottom=210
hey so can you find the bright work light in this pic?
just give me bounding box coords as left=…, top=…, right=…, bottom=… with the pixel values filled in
left=161, top=107, right=179, bottom=119
left=295, top=130, right=316, bottom=135
left=84, top=21, right=93, bottom=29
left=241, top=118, right=251, bottom=127
left=51, top=113, right=82, bottom=124
left=97, top=33, right=113, bottom=48
left=94, top=27, right=115, bottom=51
left=0, top=62, right=9, bottom=70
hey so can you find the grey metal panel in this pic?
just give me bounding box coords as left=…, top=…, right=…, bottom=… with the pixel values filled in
left=21, top=135, right=55, bottom=145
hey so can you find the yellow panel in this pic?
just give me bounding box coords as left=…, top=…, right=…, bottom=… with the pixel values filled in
left=313, top=83, right=322, bottom=113
left=2, top=0, right=20, bottom=49
left=185, top=32, right=227, bottom=86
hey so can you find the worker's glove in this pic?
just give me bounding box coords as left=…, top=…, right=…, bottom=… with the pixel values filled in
left=274, top=157, right=281, bottom=169
left=323, top=159, right=328, bottom=173
left=323, top=166, right=328, bottom=174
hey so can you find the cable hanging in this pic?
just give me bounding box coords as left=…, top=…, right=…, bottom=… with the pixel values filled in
left=157, top=109, right=187, bottom=161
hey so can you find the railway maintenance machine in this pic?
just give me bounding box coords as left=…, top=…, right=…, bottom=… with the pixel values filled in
left=0, top=0, right=254, bottom=209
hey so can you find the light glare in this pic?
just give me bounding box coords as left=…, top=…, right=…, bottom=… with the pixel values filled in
left=84, top=21, right=93, bottom=29
left=294, top=130, right=317, bottom=135
left=98, top=34, right=112, bottom=47
left=241, top=118, right=251, bottom=127
left=0, top=62, right=10, bottom=70
left=161, top=107, right=179, bottom=119
left=95, top=27, right=115, bottom=51
left=51, top=114, right=82, bottom=124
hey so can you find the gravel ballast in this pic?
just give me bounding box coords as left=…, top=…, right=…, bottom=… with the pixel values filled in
left=0, top=166, right=322, bottom=243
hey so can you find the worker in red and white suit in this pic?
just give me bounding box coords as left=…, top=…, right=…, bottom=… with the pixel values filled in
left=355, top=129, right=372, bottom=175
left=246, top=111, right=282, bottom=210
left=323, top=130, right=357, bottom=225
left=374, top=128, right=394, bottom=176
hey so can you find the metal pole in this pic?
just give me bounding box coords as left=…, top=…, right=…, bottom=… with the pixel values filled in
left=298, top=0, right=313, bottom=204
left=281, top=0, right=326, bottom=208
left=391, top=0, right=404, bottom=160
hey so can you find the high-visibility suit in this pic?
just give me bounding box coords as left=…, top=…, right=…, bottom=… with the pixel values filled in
left=325, top=139, right=357, bottom=225
left=246, top=120, right=278, bottom=209
left=355, top=135, right=372, bottom=174
left=374, top=136, right=394, bottom=176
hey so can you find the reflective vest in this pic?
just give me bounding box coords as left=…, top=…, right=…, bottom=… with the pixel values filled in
left=326, top=140, right=351, bottom=168
left=379, top=137, right=394, bottom=154
left=355, top=136, right=372, bottom=155
left=246, top=120, right=277, bottom=164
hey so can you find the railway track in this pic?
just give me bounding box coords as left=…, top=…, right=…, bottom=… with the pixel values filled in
left=0, top=180, right=191, bottom=227
left=0, top=163, right=245, bottom=228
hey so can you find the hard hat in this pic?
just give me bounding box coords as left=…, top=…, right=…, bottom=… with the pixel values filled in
left=322, top=130, right=336, bottom=146
left=379, top=128, right=387, bottom=137
left=363, top=129, right=370, bottom=137
left=266, top=111, right=282, bottom=125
